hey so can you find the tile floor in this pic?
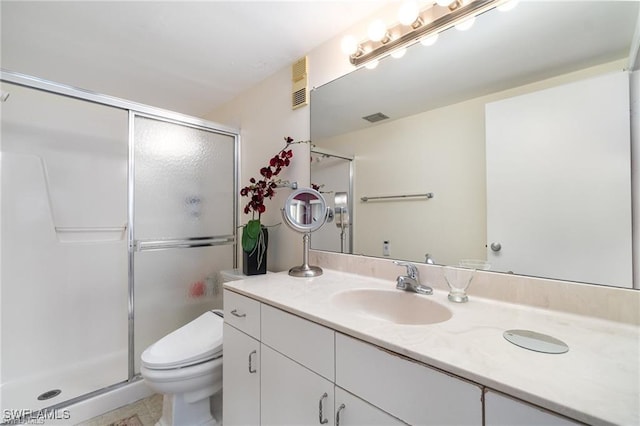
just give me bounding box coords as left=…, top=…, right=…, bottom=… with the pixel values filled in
left=76, top=394, right=162, bottom=426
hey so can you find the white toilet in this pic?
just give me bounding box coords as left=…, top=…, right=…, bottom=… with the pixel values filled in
left=140, top=309, right=223, bottom=426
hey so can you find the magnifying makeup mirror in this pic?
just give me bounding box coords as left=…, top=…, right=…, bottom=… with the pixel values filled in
left=282, top=188, right=330, bottom=277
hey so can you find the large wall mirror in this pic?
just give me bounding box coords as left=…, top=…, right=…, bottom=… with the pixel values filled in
left=310, top=0, right=639, bottom=289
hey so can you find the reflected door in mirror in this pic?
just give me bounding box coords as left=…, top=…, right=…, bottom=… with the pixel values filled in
left=486, top=71, right=632, bottom=288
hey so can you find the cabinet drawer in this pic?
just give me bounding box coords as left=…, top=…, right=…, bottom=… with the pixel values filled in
left=223, top=289, right=260, bottom=339
left=336, top=333, right=482, bottom=425
left=261, top=303, right=335, bottom=381
left=485, top=391, right=580, bottom=425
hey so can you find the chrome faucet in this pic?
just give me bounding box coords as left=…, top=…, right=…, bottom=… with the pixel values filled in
left=394, top=261, right=433, bottom=295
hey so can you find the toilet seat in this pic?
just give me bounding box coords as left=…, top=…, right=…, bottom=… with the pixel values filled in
left=141, top=309, right=223, bottom=370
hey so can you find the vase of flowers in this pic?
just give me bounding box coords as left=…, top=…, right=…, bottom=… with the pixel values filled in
left=240, top=136, right=295, bottom=275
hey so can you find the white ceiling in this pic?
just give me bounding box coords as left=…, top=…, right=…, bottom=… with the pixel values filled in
left=0, top=0, right=386, bottom=117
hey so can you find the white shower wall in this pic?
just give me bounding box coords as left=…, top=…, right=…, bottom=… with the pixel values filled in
left=0, top=82, right=129, bottom=412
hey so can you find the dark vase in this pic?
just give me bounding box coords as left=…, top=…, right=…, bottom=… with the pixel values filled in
left=242, top=227, right=268, bottom=275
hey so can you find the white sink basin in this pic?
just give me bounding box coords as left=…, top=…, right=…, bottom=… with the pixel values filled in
left=331, top=288, right=452, bottom=325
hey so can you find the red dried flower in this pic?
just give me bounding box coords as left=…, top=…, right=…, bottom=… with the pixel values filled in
left=240, top=136, right=298, bottom=220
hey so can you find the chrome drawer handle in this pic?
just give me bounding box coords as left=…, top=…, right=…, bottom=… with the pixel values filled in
left=231, top=309, right=246, bottom=318
left=336, top=403, right=346, bottom=426
left=248, top=350, right=257, bottom=373
left=318, top=392, right=328, bottom=424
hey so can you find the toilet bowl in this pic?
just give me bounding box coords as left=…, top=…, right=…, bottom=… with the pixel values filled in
left=140, top=310, right=223, bottom=426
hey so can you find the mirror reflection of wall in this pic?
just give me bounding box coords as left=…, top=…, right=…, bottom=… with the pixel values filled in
left=310, top=0, right=638, bottom=289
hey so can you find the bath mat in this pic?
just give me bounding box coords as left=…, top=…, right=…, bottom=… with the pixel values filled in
left=108, top=414, right=143, bottom=426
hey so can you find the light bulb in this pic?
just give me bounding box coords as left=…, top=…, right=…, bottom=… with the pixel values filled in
left=341, top=35, right=359, bottom=56
left=498, top=0, right=519, bottom=12
left=368, top=19, right=388, bottom=42
left=436, top=0, right=456, bottom=6
left=398, top=1, right=420, bottom=26
left=365, top=60, right=379, bottom=70
left=420, top=33, right=439, bottom=46
left=391, top=48, right=407, bottom=59
left=455, top=16, right=475, bottom=31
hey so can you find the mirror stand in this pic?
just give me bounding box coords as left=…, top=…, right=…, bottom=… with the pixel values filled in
left=281, top=188, right=330, bottom=278
left=289, top=233, right=323, bottom=277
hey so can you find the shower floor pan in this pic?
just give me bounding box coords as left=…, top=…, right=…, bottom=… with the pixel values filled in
left=1, top=351, right=127, bottom=418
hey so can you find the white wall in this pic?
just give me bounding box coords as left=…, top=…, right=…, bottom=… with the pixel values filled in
left=206, top=68, right=312, bottom=272
left=205, top=3, right=397, bottom=272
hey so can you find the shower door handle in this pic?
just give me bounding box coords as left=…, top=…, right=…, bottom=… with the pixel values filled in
left=248, top=350, right=257, bottom=373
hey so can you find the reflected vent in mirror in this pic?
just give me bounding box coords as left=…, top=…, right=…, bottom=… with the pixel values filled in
left=362, top=112, right=389, bottom=123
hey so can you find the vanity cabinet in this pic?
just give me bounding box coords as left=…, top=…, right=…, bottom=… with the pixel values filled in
left=334, top=387, right=406, bottom=426
left=222, top=290, right=261, bottom=425
left=224, top=289, right=484, bottom=425
left=260, top=303, right=336, bottom=424
left=336, top=333, right=482, bottom=425
left=261, top=344, right=335, bottom=425
left=222, top=323, right=260, bottom=425
left=484, top=391, right=580, bottom=426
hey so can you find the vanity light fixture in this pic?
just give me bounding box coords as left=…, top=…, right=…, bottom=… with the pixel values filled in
left=455, top=16, right=476, bottom=31
left=343, top=0, right=513, bottom=68
left=497, top=0, right=519, bottom=12
left=420, top=33, right=439, bottom=46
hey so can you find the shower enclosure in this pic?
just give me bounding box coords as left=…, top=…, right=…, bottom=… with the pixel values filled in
left=0, top=72, right=237, bottom=422
left=309, top=149, right=353, bottom=254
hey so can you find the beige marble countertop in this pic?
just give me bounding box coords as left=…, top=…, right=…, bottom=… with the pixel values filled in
left=224, top=269, right=640, bottom=425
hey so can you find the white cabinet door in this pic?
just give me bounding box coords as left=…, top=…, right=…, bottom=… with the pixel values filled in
left=484, top=391, right=580, bottom=425
left=485, top=71, right=632, bottom=287
left=334, top=387, right=406, bottom=426
left=261, top=344, right=335, bottom=426
left=223, top=323, right=260, bottom=426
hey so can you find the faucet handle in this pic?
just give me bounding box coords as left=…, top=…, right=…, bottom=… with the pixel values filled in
left=393, top=261, right=419, bottom=280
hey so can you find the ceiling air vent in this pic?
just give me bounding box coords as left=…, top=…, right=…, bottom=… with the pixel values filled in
left=292, top=56, right=308, bottom=110
left=362, top=112, right=389, bottom=123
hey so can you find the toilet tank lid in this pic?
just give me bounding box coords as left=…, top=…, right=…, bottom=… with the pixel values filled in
left=141, top=310, right=223, bottom=369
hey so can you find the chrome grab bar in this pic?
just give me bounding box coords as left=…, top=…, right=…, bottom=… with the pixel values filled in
left=134, top=235, right=235, bottom=251
left=360, top=192, right=434, bottom=202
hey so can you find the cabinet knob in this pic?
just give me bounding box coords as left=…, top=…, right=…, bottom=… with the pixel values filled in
left=318, top=392, right=329, bottom=424
left=490, top=242, right=502, bottom=252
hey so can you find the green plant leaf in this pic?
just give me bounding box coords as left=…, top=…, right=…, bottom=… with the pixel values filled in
left=242, top=219, right=261, bottom=252
left=246, top=219, right=261, bottom=238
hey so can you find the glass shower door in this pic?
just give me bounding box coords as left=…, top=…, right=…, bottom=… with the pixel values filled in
left=132, top=115, right=236, bottom=373
left=0, top=82, right=129, bottom=415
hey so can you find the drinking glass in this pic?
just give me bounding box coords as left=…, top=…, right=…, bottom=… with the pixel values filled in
left=443, top=266, right=476, bottom=303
